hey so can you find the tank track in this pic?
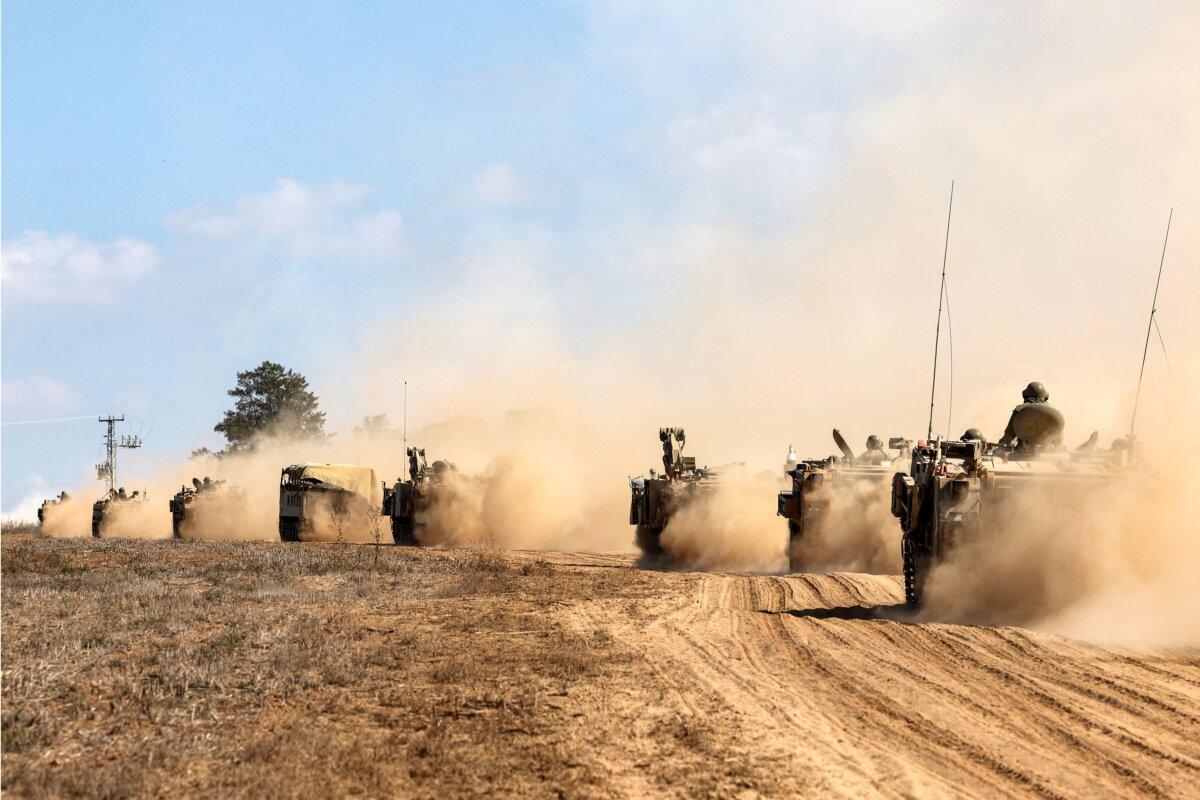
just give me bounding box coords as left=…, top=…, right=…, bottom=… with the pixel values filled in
left=902, top=538, right=919, bottom=608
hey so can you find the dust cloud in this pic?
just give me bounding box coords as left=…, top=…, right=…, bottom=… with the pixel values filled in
left=37, top=493, right=94, bottom=539
left=658, top=472, right=788, bottom=573
left=790, top=475, right=903, bottom=575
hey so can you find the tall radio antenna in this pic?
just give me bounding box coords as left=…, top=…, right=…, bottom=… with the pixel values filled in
left=926, top=180, right=955, bottom=441
left=1129, top=208, right=1173, bottom=436
left=403, top=381, right=408, bottom=452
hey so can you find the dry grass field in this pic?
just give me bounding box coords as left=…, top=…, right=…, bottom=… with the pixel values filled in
left=4, top=535, right=1200, bottom=799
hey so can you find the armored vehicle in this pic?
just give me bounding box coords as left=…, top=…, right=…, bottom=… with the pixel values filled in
left=169, top=477, right=245, bottom=539
left=278, top=463, right=380, bottom=542
left=629, top=427, right=734, bottom=555
left=38, top=491, right=71, bottom=531
left=890, top=399, right=1139, bottom=607
left=777, top=430, right=911, bottom=568
left=92, top=487, right=148, bottom=537
left=382, top=447, right=459, bottom=545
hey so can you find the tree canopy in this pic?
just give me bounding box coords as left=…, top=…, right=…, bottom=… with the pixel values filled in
left=214, top=361, right=326, bottom=451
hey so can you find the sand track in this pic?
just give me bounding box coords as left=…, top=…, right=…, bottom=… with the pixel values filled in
left=543, top=553, right=1200, bottom=798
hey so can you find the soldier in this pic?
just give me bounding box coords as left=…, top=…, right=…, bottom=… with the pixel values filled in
left=859, top=435, right=889, bottom=465
left=998, top=381, right=1064, bottom=452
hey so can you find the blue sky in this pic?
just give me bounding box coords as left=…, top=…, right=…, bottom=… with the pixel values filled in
left=4, top=2, right=1197, bottom=517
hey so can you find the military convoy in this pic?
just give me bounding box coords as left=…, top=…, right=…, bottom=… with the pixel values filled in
left=777, top=430, right=911, bottom=569
left=91, top=487, right=149, bottom=537
left=629, top=427, right=738, bottom=555
left=169, top=477, right=244, bottom=539
left=381, top=447, right=458, bottom=546
left=890, top=383, right=1141, bottom=607
left=278, top=463, right=380, bottom=542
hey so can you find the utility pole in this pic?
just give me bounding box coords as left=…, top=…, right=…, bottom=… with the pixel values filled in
left=96, top=415, right=141, bottom=494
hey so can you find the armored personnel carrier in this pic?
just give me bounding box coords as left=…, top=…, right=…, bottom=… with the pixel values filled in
left=278, top=463, right=380, bottom=542
left=629, top=427, right=733, bottom=555
left=777, top=430, right=911, bottom=569
left=92, top=487, right=149, bottom=537
left=890, top=393, right=1139, bottom=607
left=38, top=491, right=71, bottom=531
left=382, top=447, right=458, bottom=545
left=169, top=477, right=245, bottom=539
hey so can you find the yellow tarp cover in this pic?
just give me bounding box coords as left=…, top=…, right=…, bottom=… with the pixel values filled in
left=300, top=464, right=378, bottom=502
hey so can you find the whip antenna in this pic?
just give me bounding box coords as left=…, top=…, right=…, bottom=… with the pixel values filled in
left=403, top=380, right=408, bottom=452
left=1130, top=208, right=1173, bottom=436
left=927, top=180, right=955, bottom=441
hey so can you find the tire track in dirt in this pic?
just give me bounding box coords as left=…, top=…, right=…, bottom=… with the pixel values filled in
left=551, top=557, right=1200, bottom=799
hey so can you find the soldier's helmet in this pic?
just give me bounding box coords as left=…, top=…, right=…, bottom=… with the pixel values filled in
left=1022, top=381, right=1049, bottom=402
left=431, top=460, right=450, bottom=477
left=962, top=428, right=984, bottom=442
left=865, top=435, right=883, bottom=450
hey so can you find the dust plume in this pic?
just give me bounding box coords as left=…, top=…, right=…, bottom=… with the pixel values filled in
left=657, top=471, right=788, bottom=573
left=98, top=497, right=171, bottom=539
left=790, top=476, right=902, bottom=574
left=37, top=493, right=93, bottom=539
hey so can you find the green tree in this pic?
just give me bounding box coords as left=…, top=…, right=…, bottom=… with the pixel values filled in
left=215, top=361, right=326, bottom=451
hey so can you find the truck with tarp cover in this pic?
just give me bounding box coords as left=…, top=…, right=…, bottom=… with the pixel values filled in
left=278, top=463, right=380, bottom=542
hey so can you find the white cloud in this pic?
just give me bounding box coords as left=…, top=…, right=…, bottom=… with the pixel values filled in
left=469, top=163, right=534, bottom=207
left=1, top=474, right=48, bottom=523
left=1, top=231, right=161, bottom=303
left=1, top=375, right=86, bottom=420
left=166, top=178, right=406, bottom=262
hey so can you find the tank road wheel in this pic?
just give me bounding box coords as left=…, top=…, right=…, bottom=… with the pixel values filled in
left=392, top=517, right=418, bottom=546
left=279, top=518, right=300, bottom=542
left=635, top=524, right=664, bottom=557
left=902, top=538, right=930, bottom=609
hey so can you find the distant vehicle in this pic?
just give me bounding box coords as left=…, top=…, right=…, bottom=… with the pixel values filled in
left=382, top=447, right=459, bottom=545
left=37, top=491, right=71, bottom=532
left=891, top=396, right=1140, bottom=607
left=278, top=463, right=379, bottom=542
left=629, top=427, right=737, bottom=555
left=169, top=477, right=245, bottom=540
left=92, top=487, right=149, bottom=538
left=777, top=430, right=911, bottom=569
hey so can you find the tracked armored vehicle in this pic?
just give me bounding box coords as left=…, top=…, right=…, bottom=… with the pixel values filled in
left=38, top=491, right=71, bottom=532
left=92, top=488, right=149, bottom=538
left=169, top=477, right=245, bottom=540
left=890, top=395, right=1140, bottom=607
left=278, top=463, right=380, bottom=542
left=629, top=427, right=734, bottom=555
left=382, top=447, right=458, bottom=545
left=777, top=430, right=911, bottom=569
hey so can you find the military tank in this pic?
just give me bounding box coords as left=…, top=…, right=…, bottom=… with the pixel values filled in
left=777, top=430, right=911, bottom=569
left=169, top=477, right=245, bottom=540
left=629, top=427, right=735, bottom=555
left=92, top=487, right=149, bottom=538
left=382, top=447, right=458, bottom=546
left=278, top=463, right=380, bottom=542
left=890, top=383, right=1140, bottom=607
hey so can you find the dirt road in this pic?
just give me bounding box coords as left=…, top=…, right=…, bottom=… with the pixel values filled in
left=3, top=539, right=1198, bottom=798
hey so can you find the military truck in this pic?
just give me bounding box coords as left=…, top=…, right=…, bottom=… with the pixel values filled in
left=629, top=427, right=736, bottom=555
left=777, top=430, right=911, bottom=568
left=278, top=463, right=380, bottom=542
left=169, top=477, right=244, bottom=540
left=382, top=447, right=458, bottom=546
left=92, top=487, right=149, bottom=537
left=890, top=390, right=1139, bottom=607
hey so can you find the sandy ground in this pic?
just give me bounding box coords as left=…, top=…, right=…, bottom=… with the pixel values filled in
left=3, top=536, right=1199, bottom=798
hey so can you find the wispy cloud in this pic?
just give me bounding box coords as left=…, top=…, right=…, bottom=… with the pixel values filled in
left=1, top=231, right=160, bottom=303
left=1, top=375, right=86, bottom=420
left=469, top=163, right=534, bottom=207
left=166, top=178, right=406, bottom=262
